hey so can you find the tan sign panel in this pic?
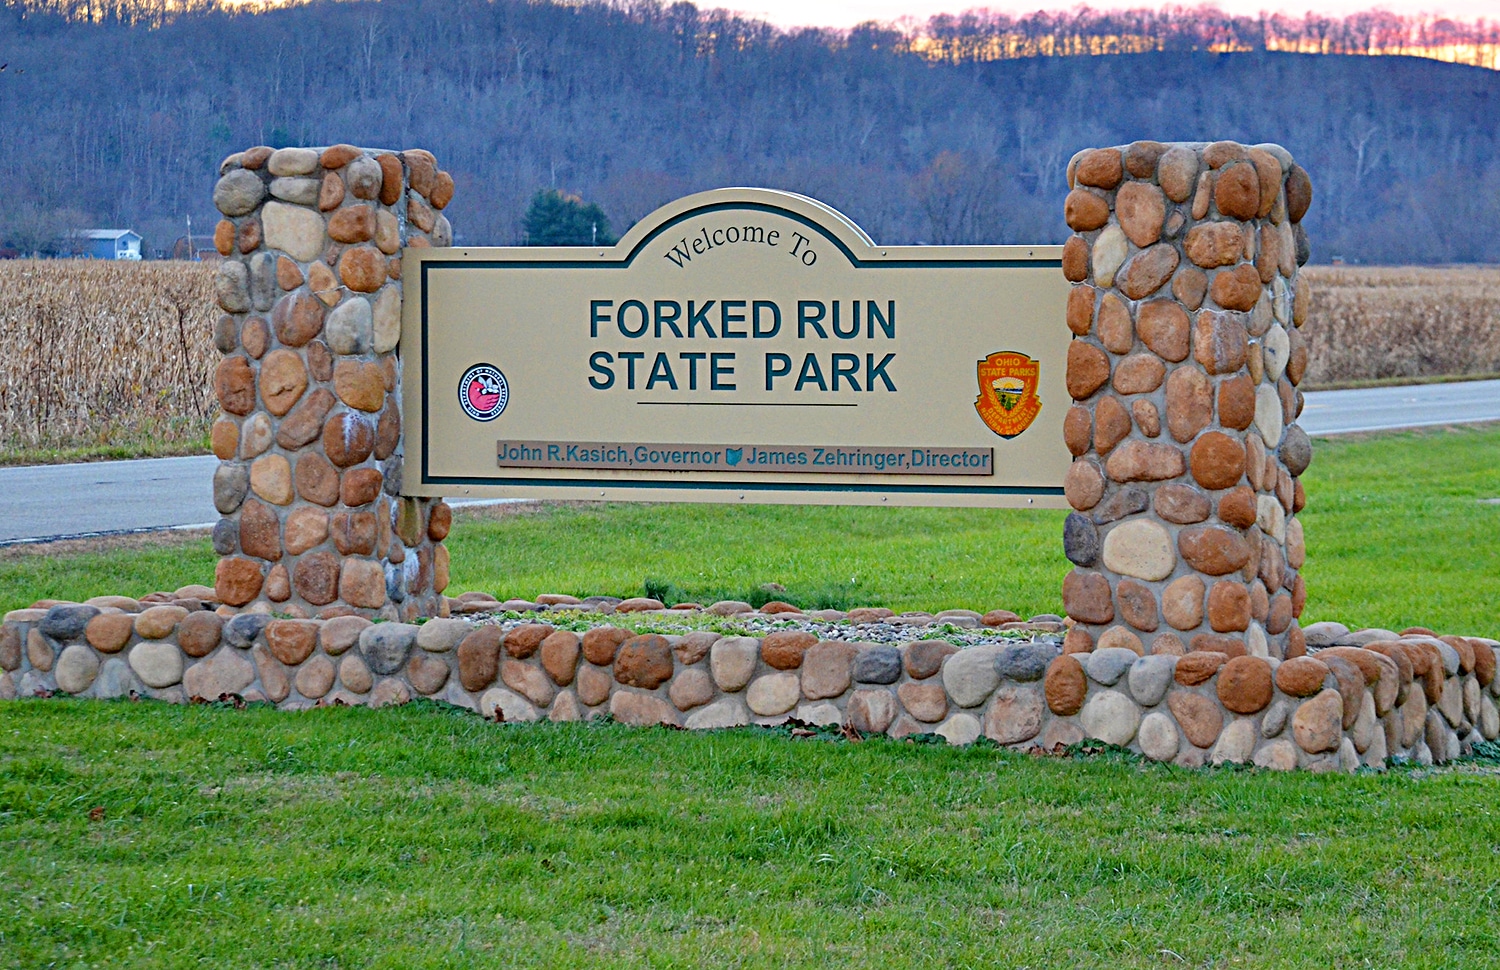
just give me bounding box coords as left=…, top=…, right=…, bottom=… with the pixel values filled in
left=400, top=188, right=1070, bottom=507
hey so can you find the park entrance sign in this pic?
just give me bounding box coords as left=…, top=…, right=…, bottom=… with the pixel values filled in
left=401, top=188, right=1069, bottom=507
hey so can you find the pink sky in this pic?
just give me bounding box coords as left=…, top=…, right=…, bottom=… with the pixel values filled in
left=732, top=1, right=1497, bottom=30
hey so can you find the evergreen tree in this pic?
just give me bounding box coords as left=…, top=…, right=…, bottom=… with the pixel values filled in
left=522, top=190, right=616, bottom=246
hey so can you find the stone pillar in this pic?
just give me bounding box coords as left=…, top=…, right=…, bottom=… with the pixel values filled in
left=208, top=144, right=456, bottom=621
left=1058, top=141, right=1313, bottom=661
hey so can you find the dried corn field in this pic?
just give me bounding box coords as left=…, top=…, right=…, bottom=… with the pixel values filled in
left=1, top=260, right=1498, bottom=459
left=0, top=260, right=216, bottom=457
left=1300, top=265, right=1500, bottom=386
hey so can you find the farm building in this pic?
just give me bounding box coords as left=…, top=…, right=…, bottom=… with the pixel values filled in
left=82, top=229, right=143, bottom=260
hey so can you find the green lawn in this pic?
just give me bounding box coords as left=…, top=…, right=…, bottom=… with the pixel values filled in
left=3, top=424, right=1498, bottom=636
left=2, top=701, right=1497, bottom=968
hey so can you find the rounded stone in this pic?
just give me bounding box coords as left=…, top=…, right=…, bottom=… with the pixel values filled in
left=669, top=667, right=716, bottom=711
left=1116, top=181, right=1165, bottom=248
left=1104, top=441, right=1186, bottom=483
left=1076, top=148, right=1122, bottom=189
left=1112, top=354, right=1165, bottom=395
left=1062, top=235, right=1089, bottom=282
left=615, top=634, right=675, bottom=689
left=1214, top=162, right=1261, bottom=220
left=1066, top=341, right=1110, bottom=401
left=1157, top=146, right=1199, bottom=202
left=250, top=454, right=294, bottom=505
left=266, top=619, right=318, bottom=666
left=1184, top=222, right=1244, bottom=269
left=983, top=685, right=1044, bottom=744
left=324, top=297, right=373, bottom=355
left=1044, top=655, right=1086, bottom=715
left=323, top=413, right=375, bottom=468
left=710, top=636, right=760, bottom=692
left=761, top=630, right=816, bottom=670
left=1292, top=688, right=1343, bottom=753
left=1174, top=651, right=1229, bottom=687
left=1080, top=689, right=1140, bottom=745
left=360, top=623, right=418, bottom=676
left=1286, top=164, right=1313, bottom=222
left=262, top=202, right=326, bottom=262
left=1178, top=526, right=1251, bottom=576
left=1216, top=655, right=1273, bottom=713
left=746, top=671, right=801, bottom=717
left=1282, top=425, right=1312, bottom=477
left=1127, top=654, right=1177, bottom=706
left=802, top=641, right=857, bottom=699
left=292, top=550, right=340, bottom=605
left=85, top=613, right=135, bottom=653
left=1119, top=244, right=1180, bottom=301
left=1064, top=460, right=1105, bottom=511
left=904, top=640, right=958, bottom=680
left=1064, top=189, right=1110, bottom=232
left=339, top=246, right=386, bottom=294
left=214, top=169, right=266, bottom=216
left=1136, top=301, right=1190, bottom=362
left=1085, top=647, right=1139, bottom=687
left=295, top=655, right=336, bottom=699
left=253, top=349, right=306, bottom=419
left=942, top=645, right=1003, bottom=708
left=129, top=641, right=184, bottom=689
left=1210, top=264, right=1263, bottom=313
left=55, top=644, right=101, bottom=694
left=1206, top=581, right=1251, bottom=633
left=176, top=612, right=224, bottom=658
left=1167, top=690, right=1223, bottom=748
left=995, top=644, right=1054, bottom=682
left=579, top=627, right=628, bottom=666
left=1063, top=513, right=1099, bottom=566
left=502, top=624, right=553, bottom=659
left=1062, top=570, right=1114, bottom=625
left=1255, top=384, right=1284, bottom=447
left=1100, top=520, right=1175, bottom=581
left=1137, top=711, right=1180, bottom=761
left=132, top=605, right=186, bottom=640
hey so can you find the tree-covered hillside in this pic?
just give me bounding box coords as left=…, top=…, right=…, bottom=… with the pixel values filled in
left=0, top=0, right=1496, bottom=262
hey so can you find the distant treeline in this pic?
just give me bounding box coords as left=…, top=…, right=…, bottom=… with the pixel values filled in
left=1, top=0, right=1498, bottom=263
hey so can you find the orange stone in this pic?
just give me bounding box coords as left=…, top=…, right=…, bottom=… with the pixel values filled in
left=1118, top=244, right=1179, bottom=300
left=1184, top=222, right=1243, bottom=268
left=1112, top=354, right=1165, bottom=395
left=338, top=246, right=386, bottom=293
left=1066, top=341, right=1110, bottom=400
left=1105, top=440, right=1186, bottom=483
left=1178, top=526, right=1251, bottom=575
left=1076, top=148, right=1123, bottom=189
left=333, top=360, right=386, bottom=412
left=258, top=349, right=308, bottom=417
left=1116, top=181, right=1165, bottom=247
left=1214, top=161, right=1261, bottom=220
left=1210, top=264, right=1262, bottom=312
left=1206, top=581, right=1251, bottom=633
left=215, top=556, right=264, bottom=607
left=1189, top=432, right=1245, bottom=491
left=1062, top=235, right=1089, bottom=282
left=1093, top=395, right=1131, bottom=454
left=377, top=154, right=403, bottom=206
left=214, top=357, right=255, bottom=415
left=1062, top=569, right=1114, bottom=624
left=1065, top=189, right=1110, bottom=232
left=1136, top=301, right=1189, bottom=362
left=1044, top=655, right=1087, bottom=715
left=327, top=205, right=375, bottom=244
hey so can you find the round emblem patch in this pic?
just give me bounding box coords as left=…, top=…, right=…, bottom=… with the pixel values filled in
left=458, top=363, right=508, bottom=421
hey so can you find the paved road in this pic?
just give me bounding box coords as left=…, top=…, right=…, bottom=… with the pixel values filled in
left=2, top=379, right=1497, bottom=544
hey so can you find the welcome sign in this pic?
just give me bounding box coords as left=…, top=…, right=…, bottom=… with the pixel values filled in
left=400, top=188, right=1070, bottom=507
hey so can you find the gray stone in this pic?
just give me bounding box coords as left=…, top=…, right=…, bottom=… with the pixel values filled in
left=1126, top=655, right=1176, bottom=706
left=685, top=697, right=752, bottom=730
left=846, top=689, right=897, bottom=734
left=795, top=701, right=843, bottom=726
left=1090, top=486, right=1149, bottom=525
left=994, top=643, right=1053, bottom=682
left=214, top=169, right=265, bottom=216
left=270, top=176, right=321, bottom=205
left=94, top=657, right=135, bottom=698
left=41, top=604, right=99, bottom=641
left=345, top=156, right=382, bottom=197
left=1261, top=698, right=1291, bottom=738
left=415, top=618, right=470, bottom=653
left=183, top=648, right=256, bottom=699
left=942, top=645, right=1002, bottom=708
left=1137, top=711, right=1180, bottom=761
left=223, top=613, right=269, bottom=648
left=1085, top=647, right=1139, bottom=687
left=325, top=296, right=373, bottom=355
left=129, top=641, right=184, bottom=689
left=213, top=463, right=250, bottom=514
left=1300, top=621, right=1349, bottom=647
left=1080, top=689, right=1141, bottom=745
left=249, top=252, right=277, bottom=312
left=19, top=670, right=56, bottom=696
left=983, top=685, right=1044, bottom=744
left=216, top=260, right=250, bottom=313
left=936, top=713, right=981, bottom=746
left=1063, top=513, right=1099, bottom=566
left=1434, top=641, right=1461, bottom=677
left=212, top=517, right=239, bottom=554
left=853, top=645, right=901, bottom=684
left=54, top=644, right=100, bottom=694
left=1281, top=424, right=1311, bottom=477
left=361, top=623, right=418, bottom=675
left=1339, top=737, right=1360, bottom=773
left=710, top=636, right=760, bottom=692
left=1252, top=739, right=1298, bottom=770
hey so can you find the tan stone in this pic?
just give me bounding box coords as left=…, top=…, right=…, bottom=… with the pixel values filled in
left=1119, top=244, right=1179, bottom=301
left=501, top=659, right=555, bottom=707
left=1151, top=486, right=1207, bottom=527
left=339, top=654, right=373, bottom=694
left=1104, top=440, right=1186, bottom=482
left=1157, top=146, right=1199, bottom=202
left=331, top=360, right=385, bottom=413
left=1175, top=650, right=1229, bottom=686
left=1101, top=520, right=1175, bottom=581
left=262, top=201, right=325, bottom=262
left=249, top=454, right=293, bottom=505
left=1115, top=181, right=1165, bottom=247
left=1292, top=688, right=1343, bottom=753
left=1064, top=460, right=1104, bottom=511
left=238, top=413, right=272, bottom=459
left=1184, top=222, right=1244, bottom=269
left=1193, top=311, right=1248, bottom=375
left=131, top=604, right=186, bottom=640
left=1167, top=690, right=1223, bottom=748
left=291, top=453, right=338, bottom=508
left=256, top=349, right=306, bottom=417
left=1173, top=269, right=1208, bottom=313
left=305, top=261, right=340, bottom=306
left=1092, top=225, right=1128, bottom=288
left=668, top=667, right=715, bottom=711
left=296, top=655, right=336, bottom=699
left=1162, top=575, right=1205, bottom=630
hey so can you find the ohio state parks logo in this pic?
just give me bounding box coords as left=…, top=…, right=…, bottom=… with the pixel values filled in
left=974, top=351, right=1041, bottom=439
left=458, top=363, right=509, bottom=421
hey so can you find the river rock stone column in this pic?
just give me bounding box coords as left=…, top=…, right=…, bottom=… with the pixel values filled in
left=208, top=145, right=456, bottom=621
left=1058, top=141, right=1313, bottom=661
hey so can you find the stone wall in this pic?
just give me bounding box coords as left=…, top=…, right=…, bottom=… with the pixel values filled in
left=4, top=596, right=1495, bottom=771
left=1058, top=141, right=1312, bottom=661
left=208, top=145, right=454, bottom=621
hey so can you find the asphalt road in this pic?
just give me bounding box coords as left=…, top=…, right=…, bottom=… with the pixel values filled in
left=2, top=379, right=1497, bottom=544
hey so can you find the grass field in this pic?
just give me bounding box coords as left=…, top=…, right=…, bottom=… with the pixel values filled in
left=2, top=699, right=1498, bottom=968
left=3, top=423, right=1499, bottom=635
